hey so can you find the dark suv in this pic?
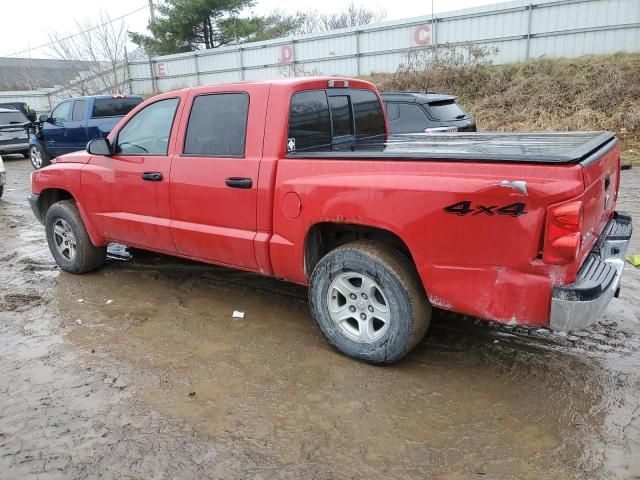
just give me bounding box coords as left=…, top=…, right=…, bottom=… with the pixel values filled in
left=381, top=92, right=476, bottom=134
left=0, top=108, right=29, bottom=157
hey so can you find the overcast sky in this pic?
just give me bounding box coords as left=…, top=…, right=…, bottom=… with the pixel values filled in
left=0, top=0, right=503, bottom=58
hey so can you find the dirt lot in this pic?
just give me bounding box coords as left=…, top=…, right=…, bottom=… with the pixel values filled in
left=1, top=157, right=639, bottom=479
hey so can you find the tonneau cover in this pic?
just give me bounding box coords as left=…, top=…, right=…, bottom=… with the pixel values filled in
left=287, top=131, right=616, bottom=164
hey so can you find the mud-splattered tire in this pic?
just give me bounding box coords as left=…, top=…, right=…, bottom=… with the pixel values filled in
left=45, top=200, right=106, bottom=274
left=309, top=240, right=431, bottom=364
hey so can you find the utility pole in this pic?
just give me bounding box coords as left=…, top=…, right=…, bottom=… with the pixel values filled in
left=432, top=0, right=438, bottom=59
left=148, top=0, right=156, bottom=23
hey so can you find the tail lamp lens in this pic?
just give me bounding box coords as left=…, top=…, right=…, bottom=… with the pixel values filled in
left=543, top=200, right=583, bottom=265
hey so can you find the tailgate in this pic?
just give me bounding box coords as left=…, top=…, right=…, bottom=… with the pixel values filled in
left=578, top=140, right=620, bottom=263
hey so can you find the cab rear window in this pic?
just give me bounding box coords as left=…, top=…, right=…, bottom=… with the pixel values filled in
left=288, top=91, right=331, bottom=151
left=288, top=89, right=385, bottom=152
left=92, top=98, right=143, bottom=118
left=352, top=90, right=385, bottom=138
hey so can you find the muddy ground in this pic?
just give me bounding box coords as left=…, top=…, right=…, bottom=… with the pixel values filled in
left=1, top=157, right=639, bottom=479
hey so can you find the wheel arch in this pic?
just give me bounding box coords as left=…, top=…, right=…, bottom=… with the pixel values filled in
left=36, top=188, right=105, bottom=247
left=36, top=188, right=75, bottom=220
left=304, top=222, right=418, bottom=280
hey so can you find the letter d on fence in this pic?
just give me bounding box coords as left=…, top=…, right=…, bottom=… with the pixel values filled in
left=280, top=45, right=294, bottom=63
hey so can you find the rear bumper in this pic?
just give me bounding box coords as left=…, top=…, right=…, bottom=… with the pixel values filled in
left=550, top=212, right=632, bottom=331
left=0, top=141, right=29, bottom=153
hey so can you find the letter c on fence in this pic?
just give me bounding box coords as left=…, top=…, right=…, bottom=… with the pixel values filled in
left=414, top=25, right=431, bottom=46
left=280, top=45, right=294, bottom=63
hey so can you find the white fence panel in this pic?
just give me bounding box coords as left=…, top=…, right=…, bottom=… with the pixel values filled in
left=4, top=0, right=640, bottom=103
left=124, top=0, right=640, bottom=94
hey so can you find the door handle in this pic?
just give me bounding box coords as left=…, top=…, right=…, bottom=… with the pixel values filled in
left=141, top=172, right=163, bottom=182
left=225, top=177, right=253, bottom=189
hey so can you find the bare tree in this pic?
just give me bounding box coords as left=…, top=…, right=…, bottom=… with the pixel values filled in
left=48, top=12, right=130, bottom=95
left=295, top=3, right=386, bottom=34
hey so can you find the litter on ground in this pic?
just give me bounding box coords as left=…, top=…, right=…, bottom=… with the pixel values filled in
left=627, top=255, right=640, bottom=267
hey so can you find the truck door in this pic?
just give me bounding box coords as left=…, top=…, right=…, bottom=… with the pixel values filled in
left=169, top=85, right=267, bottom=270
left=43, top=100, right=73, bottom=157
left=82, top=95, right=183, bottom=253
left=64, top=99, right=89, bottom=151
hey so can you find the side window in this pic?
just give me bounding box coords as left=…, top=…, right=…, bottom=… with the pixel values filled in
left=72, top=100, right=87, bottom=121
left=397, top=104, right=430, bottom=133
left=92, top=98, right=143, bottom=118
left=328, top=95, right=353, bottom=137
left=183, top=93, right=249, bottom=157
left=351, top=90, right=386, bottom=138
left=116, top=98, right=179, bottom=155
left=385, top=102, right=400, bottom=122
left=51, top=101, right=72, bottom=124
left=288, top=90, right=331, bottom=151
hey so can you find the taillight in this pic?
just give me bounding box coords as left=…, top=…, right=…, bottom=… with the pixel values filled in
left=543, top=200, right=583, bottom=265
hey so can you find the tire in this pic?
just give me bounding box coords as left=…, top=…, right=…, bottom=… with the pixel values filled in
left=45, top=200, right=106, bottom=274
left=309, top=240, right=431, bottom=364
left=0, top=186, right=3, bottom=199
left=30, top=144, right=50, bottom=170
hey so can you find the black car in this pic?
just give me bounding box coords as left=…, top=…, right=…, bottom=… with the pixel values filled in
left=0, top=101, right=36, bottom=122
left=381, top=92, right=476, bottom=134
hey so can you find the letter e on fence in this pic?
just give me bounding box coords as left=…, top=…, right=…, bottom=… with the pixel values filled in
left=414, top=25, right=431, bottom=46
left=279, top=45, right=294, bottom=63
left=156, top=62, right=167, bottom=77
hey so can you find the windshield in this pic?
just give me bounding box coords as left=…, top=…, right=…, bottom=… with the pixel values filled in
left=0, top=111, right=27, bottom=124
left=427, top=100, right=467, bottom=121
left=92, top=98, right=143, bottom=118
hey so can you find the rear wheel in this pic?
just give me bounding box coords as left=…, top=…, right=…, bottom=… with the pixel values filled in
left=30, top=144, right=50, bottom=170
left=309, top=240, right=431, bottom=364
left=45, top=200, right=106, bottom=273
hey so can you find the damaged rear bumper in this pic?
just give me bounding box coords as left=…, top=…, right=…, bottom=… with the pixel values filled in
left=550, top=212, right=632, bottom=331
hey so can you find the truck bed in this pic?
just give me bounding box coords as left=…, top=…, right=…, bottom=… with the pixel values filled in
left=287, top=131, right=616, bottom=164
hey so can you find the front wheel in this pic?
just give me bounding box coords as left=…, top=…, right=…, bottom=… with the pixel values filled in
left=309, top=241, right=431, bottom=364
left=30, top=144, right=50, bottom=170
left=45, top=200, right=106, bottom=273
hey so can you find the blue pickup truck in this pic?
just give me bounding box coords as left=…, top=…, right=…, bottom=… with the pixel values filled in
left=30, top=95, right=143, bottom=169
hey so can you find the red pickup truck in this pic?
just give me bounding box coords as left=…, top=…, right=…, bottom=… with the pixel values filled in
left=29, top=77, right=632, bottom=363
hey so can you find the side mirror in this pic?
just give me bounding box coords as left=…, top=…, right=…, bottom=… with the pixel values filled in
left=87, top=138, right=112, bottom=156
left=39, top=114, right=49, bottom=123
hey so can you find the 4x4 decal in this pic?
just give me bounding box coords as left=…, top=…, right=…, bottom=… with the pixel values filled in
left=444, top=201, right=527, bottom=217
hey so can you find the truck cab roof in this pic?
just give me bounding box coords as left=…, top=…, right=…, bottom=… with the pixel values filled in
left=179, top=77, right=379, bottom=96
left=61, top=94, right=144, bottom=101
